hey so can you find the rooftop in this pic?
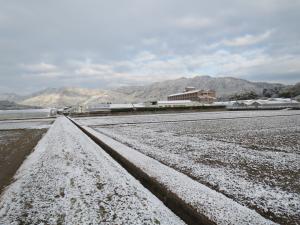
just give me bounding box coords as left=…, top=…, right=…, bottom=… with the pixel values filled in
left=168, top=89, right=215, bottom=97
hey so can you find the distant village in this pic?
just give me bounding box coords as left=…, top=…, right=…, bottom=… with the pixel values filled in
left=64, top=86, right=300, bottom=115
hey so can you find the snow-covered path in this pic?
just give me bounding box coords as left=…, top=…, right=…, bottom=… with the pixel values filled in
left=0, top=117, right=185, bottom=225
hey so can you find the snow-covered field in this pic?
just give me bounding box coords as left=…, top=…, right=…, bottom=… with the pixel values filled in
left=0, top=118, right=54, bottom=130
left=76, top=109, right=299, bottom=126
left=81, top=124, right=276, bottom=225
left=0, top=109, right=54, bottom=120
left=0, top=118, right=52, bottom=196
left=74, top=110, right=300, bottom=225
left=0, top=117, right=185, bottom=225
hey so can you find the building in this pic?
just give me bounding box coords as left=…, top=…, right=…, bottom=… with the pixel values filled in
left=227, top=98, right=300, bottom=110
left=157, top=100, right=196, bottom=107
left=167, top=87, right=216, bottom=103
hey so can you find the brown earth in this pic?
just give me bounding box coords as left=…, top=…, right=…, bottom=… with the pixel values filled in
left=0, top=129, right=47, bottom=193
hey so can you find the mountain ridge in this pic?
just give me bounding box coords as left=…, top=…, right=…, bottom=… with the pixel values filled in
left=114, top=76, right=284, bottom=101
left=19, top=87, right=135, bottom=108
left=1, top=76, right=288, bottom=108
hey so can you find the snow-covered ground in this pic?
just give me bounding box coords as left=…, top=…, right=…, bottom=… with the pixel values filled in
left=0, top=117, right=53, bottom=193
left=81, top=125, right=277, bottom=225
left=74, top=110, right=300, bottom=225
left=0, top=117, right=185, bottom=225
left=0, top=130, right=21, bottom=144
left=76, top=109, right=300, bottom=126
left=0, top=109, right=55, bottom=120
left=0, top=128, right=47, bottom=194
left=0, top=118, right=54, bottom=130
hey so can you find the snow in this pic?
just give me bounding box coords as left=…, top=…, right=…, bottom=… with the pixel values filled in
left=212, top=101, right=233, bottom=106
left=0, top=130, right=21, bottom=144
left=0, top=117, right=185, bottom=225
left=213, top=98, right=300, bottom=106
left=157, top=100, right=192, bottom=104
left=168, top=90, right=203, bottom=97
left=0, top=108, right=55, bottom=120
left=73, top=110, right=300, bottom=224
left=242, top=98, right=299, bottom=105
left=0, top=118, right=54, bottom=130
left=79, top=124, right=278, bottom=225
left=75, top=109, right=300, bottom=127
left=109, top=104, right=135, bottom=108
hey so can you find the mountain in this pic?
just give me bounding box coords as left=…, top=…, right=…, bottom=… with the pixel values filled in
left=276, top=82, right=300, bottom=98
left=1, top=76, right=287, bottom=108
left=115, top=76, right=284, bottom=101
left=19, top=87, right=135, bottom=108
left=0, top=100, right=41, bottom=110
left=0, top=93, right=24, bottom=102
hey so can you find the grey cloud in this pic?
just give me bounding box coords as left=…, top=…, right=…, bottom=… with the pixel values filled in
left=0, top=0, right=299, bottom=94
left=242, top=72, right=300, bottom=84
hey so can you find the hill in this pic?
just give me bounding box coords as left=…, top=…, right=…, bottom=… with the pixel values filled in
left=0, top=93, right=24, bottom=102
left=115, top=76, right=284, bottom=101
left=0, top=100, right=41, bottom=110
left=1, top=76, right=288, bottom=108
left=19, top=87, right=135, bottom=108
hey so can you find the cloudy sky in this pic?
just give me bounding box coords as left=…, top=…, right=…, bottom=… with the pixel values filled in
left=0, top=0, right=299, bottom=94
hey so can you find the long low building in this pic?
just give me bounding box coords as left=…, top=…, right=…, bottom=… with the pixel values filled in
left=168, top=87, right=216, bottom=103
left=222, top=98, right=300, bottom=109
